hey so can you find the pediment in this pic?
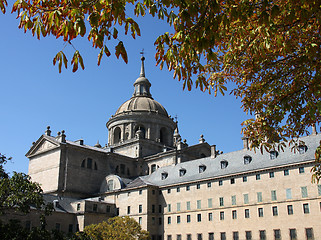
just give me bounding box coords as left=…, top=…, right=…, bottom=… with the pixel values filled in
left=26, top=136, right=60, bottom=157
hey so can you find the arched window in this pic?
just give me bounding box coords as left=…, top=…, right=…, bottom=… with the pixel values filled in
left=221, top=160, right=228, bottom=169
left=161, top=172, right=168, bottom=180
left=199, top=165, right=206, bottom=173
left=299, top=145, right=308, bottom=154
left=107, top=180, right=114, bottom=191
left=179, top=168, right=186, bottom=177
left=81, top=158, right=97, bottom=170
left=270, top=151, right=278, bottom=160
left=135, top=126, right=146, bottom=138
left=87, top=158, right=92, bottom=169
left=114, top=127, right=121, bottom=143
left=81, top=160, right=85, bottom=168
left=244, top=155, right=252, bottom=164
left=151, top=164, right=156, bottom=173
left=160, top=128, right=166, bottom=144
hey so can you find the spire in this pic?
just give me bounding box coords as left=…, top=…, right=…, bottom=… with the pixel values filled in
left=140, top=56, right=145, bottom=77
left=133, top=56, right=152, bottom=98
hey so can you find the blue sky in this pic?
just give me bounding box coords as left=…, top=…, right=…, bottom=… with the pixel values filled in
left=0, top=6, right=249, bottom=174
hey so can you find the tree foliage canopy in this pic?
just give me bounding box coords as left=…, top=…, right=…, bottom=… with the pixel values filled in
left=78, top=216, right=150, bottom=240
left=1, top=0, right=321, bottom=177
left=0, top=153, right=48, bottom=215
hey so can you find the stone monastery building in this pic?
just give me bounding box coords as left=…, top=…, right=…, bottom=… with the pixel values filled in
left=22, top=57, right=321, bottom=240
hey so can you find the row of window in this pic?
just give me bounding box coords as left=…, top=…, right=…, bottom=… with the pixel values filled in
left=161, top=147, right=308, bottom=179
left=164, top=167, right=307, bottom=192
left=166, top=227, right=314, bottom=240
left=166, top=203, right=311, bottom=224
left=166, top=186, right=318, bottom=212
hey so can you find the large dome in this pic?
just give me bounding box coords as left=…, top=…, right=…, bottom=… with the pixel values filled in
left=115, top=96, right=168, bottom=116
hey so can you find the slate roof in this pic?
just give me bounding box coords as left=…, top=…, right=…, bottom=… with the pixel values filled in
left=145, top=134, right=321, bottom=187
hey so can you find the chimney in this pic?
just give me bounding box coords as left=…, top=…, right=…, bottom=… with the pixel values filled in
left=312, top=124, right=317, bottom=135
left=211, top=145, right=217, bottom=158
left=242, top=136, right=249, bottom=150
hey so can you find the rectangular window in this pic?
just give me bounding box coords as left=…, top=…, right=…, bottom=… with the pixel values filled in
left=152, top=217, right=155, bottom=225
left=257, top=192, right=263, bottom=203
left=197, top=184, right=201, bottom=189
left=187, top=215, right=191, bottom=223
left=168, top=189, right=171, bottom=194
left=167, top=204, right=171, bottom=212
left=318, top=185, right=321, bottom=196
left=106, top=205, right=111, bottom=213
left=55, top=223, right=60, bottom=231
left=207, top=182, right=212, bottom=188
left=274, top=229, right=281, bottom=240
left=303, top=203, right=310, bottom=214
left=290, top=229, right=297, bottom=240
left=208, top=233, right=214, bottom=240
left=219, top=180, right=223, bottom=186
left=259, top=230, right=266, bottom=240
left=177, top=235, right=182, bottom=240
left=197, top=213, right=202, bottom=222
left=286, top=188, right=292, bottom=199
left=139, top=217, right=142, bottom=225
left=177, top=202, right=181, bottom=212
left=299, top=167, right=305, bottom=173
left=284, top=169, right=289, bottom=176
left=187, top=234, right=192, bottom=240
left=301, top=186, right=308, bottom=198
left=271, top=190, right=277, bottom=201
left=243, top=176, right=247, bottom=182
left=77, top=203, right=81, bottom=211
left=245, top=209, right=250, bottom=218
left=68, top=224, right=73, bottom=233
left=287, top=205, right=293, bottom=215
left=208, top=212, right=213, bottom=221
left=93, top=204, right=97, bottom=212
left=197, top=200, right=201, bottom=209
left=187, top=201, right=191, bottom=210
left=167, top=235, right=172, bottom=240
left=159, top=205, right=162, bottom=213
left=305, top=228, right=314, bottom=240
left=152, top=205, right=155, bottom=213
left=256, top=174, right=261, bottom=180
left=245, top=231, right=252, bottom=240
left=231, top=195, right=236, bottom=205
left=233, top=231, right=239, bottom=240
left=272, top=206, right=278, bottom=216
left=167, top=217, right=171, bottom=224
left=139, top=190, right=142, bottom=195
left=139, top=205, right=142, bottom=213
left=232, top=210, right=237, bottom=219
left=231, top=178, right=235, bottom=184
left=186, top=185, right=190, bottom=191
left=269, top=172, right=274, bottom=178
left=158, top=217, right=162, bottom=225
left=127, top=206, right=131, bottom=214
left=244, top=194, right=249, bottom=204
left=220, top=211, right=224, bottom=220
left=197, top=234, right=202, bottom=240
left=208, top=198, right=213, bottom=208
left=219, top=197, right=224, bottom=206
left=220, top=232, right=226, bottom=240
left=258, top=208, right=264, bottom=217
left=177, top=216, right=181, bottom=224
left=177, top=187, right=180, bottom=192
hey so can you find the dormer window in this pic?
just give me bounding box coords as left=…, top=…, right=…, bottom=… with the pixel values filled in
left=299, top=145, right=308, bottom=154
left=270, top=151, right=278, bottom=160
left=244, top=156, right=252, bottom=164
left=199, top=165, right=206, bottom=173
left=221, top=160, right=228, bottom=169
left=161, top=172, right=168, bottom=180
left=179, top=168, right=186, bottom=177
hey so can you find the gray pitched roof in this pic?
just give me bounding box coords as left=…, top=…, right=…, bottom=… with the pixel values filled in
left=145, top=134, right=321, bottom=187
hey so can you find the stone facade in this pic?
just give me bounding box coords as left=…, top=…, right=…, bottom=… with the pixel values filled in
left=9, top=57, right=321, bottom=240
